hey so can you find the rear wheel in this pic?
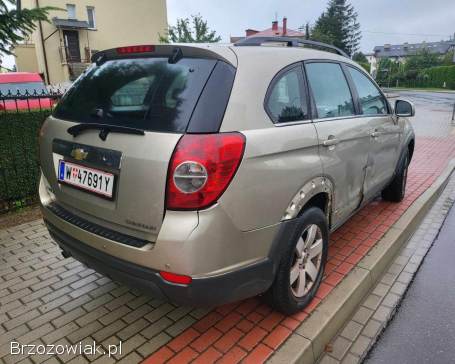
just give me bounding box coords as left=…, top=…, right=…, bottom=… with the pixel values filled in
left=268, top=207, right=329, bottom=315
left=382, top=151, right=409, bottom=202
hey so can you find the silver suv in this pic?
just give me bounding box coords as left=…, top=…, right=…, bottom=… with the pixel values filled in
left=39, top=38, right=415, bottom=314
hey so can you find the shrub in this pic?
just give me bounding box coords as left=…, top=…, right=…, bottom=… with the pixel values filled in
left=358, top=62, right=371, bottom=74
left=418, top=65, right=455, bottom=89
left=0, top=110, right=50, bottom=211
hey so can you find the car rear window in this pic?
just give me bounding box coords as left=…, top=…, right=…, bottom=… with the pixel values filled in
left=53, top=57, right=217, bottom=133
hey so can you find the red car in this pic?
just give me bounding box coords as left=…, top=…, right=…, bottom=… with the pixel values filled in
left=0, top=72, right=53, bottom=111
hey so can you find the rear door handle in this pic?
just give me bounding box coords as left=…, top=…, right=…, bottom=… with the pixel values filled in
left=322, top=138, right=339, bottom=147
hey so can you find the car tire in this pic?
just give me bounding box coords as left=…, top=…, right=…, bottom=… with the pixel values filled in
left=382, top=150, right=409, bottom=203
left=267, top=207, right=329, bottom=315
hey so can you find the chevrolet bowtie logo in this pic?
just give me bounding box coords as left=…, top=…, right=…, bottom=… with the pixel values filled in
left=71, top=148, right=88, bottom=161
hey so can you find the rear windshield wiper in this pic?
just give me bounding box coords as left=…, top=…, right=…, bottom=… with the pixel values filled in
left=67, top=123, right=145, bottom=141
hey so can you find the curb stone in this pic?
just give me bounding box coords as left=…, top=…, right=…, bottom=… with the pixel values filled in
left=322, top=168, right=455, bottom=363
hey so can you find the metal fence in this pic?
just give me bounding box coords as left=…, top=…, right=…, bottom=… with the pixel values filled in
left=0, top=89, right=65, bottom=213
left=0, top=88, right=65, bottom=113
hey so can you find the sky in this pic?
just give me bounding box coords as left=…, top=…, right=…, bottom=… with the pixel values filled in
left=2, top=0, right=454, bottom=69
left=167, top=0, right=455, bottom=52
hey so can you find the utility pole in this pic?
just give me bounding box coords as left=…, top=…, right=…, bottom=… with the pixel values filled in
left=388, top=66, right=391, bottom=88
left=35, top=0, right=50, bottom=84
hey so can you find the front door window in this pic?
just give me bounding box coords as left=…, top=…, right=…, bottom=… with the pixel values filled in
left=306, top=62, right=355, bottom=119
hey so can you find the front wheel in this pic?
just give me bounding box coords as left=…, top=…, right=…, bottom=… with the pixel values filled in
left=268, top=207, right=329, bottom=315
left=382, top=151, right=409, bottom=202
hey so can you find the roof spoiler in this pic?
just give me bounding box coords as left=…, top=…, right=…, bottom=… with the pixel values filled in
left=91, top=44, right=235, bottom=66
left=234, top=37, right=349, bottom=58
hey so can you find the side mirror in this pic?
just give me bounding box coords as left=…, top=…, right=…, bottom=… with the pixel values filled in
left=394, top=99, right=415, bottom=117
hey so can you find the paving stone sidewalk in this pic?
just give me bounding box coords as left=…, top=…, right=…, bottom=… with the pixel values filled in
left=318, top=171, right=455, bottom=364
left=0, top=221, right=208, bottom=364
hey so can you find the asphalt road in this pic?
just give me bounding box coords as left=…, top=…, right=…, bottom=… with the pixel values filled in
left=391, top=90, right=455, bottom=138
left=396, top=90, right=455, bottom=109
left=365, top=200, right=455, bottom=364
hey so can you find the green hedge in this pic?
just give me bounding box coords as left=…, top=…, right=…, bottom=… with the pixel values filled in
left=378, top=65, right=455, bottom=89
left=0, top=111, right=50, bottom=211
left=358, top=62, right=371, bottom=74
left=418, top=65, right=455, bottom=89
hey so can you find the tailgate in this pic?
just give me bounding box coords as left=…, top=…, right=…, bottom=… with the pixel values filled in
left=40, top=117, right=181, bottom=241
left=39, top=53, right=224, bottom=241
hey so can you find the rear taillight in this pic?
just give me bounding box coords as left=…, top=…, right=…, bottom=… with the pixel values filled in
left=116, top=45, right=155, bottom=54
left=166, top=133, right=246, bottom=210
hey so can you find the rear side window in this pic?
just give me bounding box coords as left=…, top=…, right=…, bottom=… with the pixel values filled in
left=53, top=58, right=217, bottom=133
left=305, top=62, right=355, bottom=119
left=347, top=67, right=388, bottom=115
left=266, top=66, right=308, bottom=123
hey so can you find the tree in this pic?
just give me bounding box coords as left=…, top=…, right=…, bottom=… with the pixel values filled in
left=311, top=0, right=361, bottom=57
left=375, top=58, right=400, bottom=86
left=0, top=0, right=56, bottom=55
left=405, top=48, right=441, bottom=72
left=160, top=14, right=221, bottom=43
left=352, top=51, right=368, bottom=63
left=441, top=49, right=454, bottom=66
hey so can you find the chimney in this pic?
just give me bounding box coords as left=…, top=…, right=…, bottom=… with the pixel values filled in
left=283, top=17, right=287, bottom=35
left=272, top=20, right=278, bottom=32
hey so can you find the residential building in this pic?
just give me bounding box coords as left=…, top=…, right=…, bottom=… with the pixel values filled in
left=372, top=40, right=455, bottom=63
left=366, top=39, right=455, bottom=78
left=230, top=17, right=305, bottom=43
left=14, top=0, right=168, bottom=85
left=365, top=53, right=378, bottom=77
left=14, top=41, right=39, bottom=74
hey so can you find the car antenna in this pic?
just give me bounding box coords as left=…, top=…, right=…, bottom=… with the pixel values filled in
left=168, top=47, right=183, bottom=64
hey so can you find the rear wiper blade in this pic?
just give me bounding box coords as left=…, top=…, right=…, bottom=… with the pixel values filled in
left=67, top=123, right=145, bottom=141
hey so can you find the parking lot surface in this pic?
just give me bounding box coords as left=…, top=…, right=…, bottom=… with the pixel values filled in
left=1, top=92, right=455, bottom=364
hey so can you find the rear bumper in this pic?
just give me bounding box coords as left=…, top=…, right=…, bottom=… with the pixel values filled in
left=45, top=220, right=274, bottom=307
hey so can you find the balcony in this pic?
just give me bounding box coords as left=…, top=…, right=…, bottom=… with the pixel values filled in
left=59, top=46, right=92, bottom=80
left=58, top=45, right=94, bottom=64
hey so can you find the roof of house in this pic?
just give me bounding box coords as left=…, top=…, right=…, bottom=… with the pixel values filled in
left=374, top=40, right=455, bottom=58
left=230, top=18, right=305, bottom=44
left=230, top=36, right=245, bottom=43
left=249, top=26, right=304, bottom=38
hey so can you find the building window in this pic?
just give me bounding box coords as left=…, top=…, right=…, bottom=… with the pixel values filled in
left=66, top=4, right=76, bottom=19
left=87, top=7, right=96, bottom=28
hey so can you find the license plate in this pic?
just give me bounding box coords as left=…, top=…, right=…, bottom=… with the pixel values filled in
left=58, top=160, right=115, bottom=198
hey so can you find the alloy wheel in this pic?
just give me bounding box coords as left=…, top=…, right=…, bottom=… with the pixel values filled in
left=290, top=224, right=323, bottom=297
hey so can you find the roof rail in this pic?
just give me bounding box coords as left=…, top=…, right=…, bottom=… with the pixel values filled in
left=234, top=36, right=349, bottom=58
